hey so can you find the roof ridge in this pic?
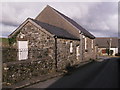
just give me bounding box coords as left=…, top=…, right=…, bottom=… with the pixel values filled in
left=35, top=5, right=95, bottom=39
left=50, top=6, right=95, bottom=39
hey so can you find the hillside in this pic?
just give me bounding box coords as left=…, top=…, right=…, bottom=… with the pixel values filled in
left=0, top=38, right=9, bottom=47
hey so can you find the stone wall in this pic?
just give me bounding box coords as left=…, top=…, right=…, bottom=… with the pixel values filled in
left=2, top=48, right=17, bottom=63
left=57, top=38, right=80, bottom=70
left=83, top=37, right=96, bottom=61
left=3, top=57, right=55, bottom=85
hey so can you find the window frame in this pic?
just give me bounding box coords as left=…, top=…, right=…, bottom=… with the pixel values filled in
left=70, top=41, right=73, bottom=53
left=85, top=37, right=87, bottom=50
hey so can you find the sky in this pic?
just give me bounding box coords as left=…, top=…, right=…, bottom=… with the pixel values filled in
left=0, top=1, right=119, bottom=38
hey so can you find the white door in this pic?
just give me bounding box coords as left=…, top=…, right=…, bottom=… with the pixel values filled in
left=18, top=41, right=28, bottom=60
left=76, top=46, right=80, bottom=59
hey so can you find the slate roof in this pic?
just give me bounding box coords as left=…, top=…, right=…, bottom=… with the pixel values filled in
left=31, top=19, right=80, bottom=40
left=51, top=6, right=95, bottom=39
left=95, top=37, right=119, bottom=48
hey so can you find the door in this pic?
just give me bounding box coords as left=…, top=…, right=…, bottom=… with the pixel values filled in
left=18, top=41, right=28, bottom=60
left=76, top=46, right=80, bottom=60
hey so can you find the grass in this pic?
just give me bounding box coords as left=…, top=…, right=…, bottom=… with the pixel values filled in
left=0, top=38, right=9, bottom=47
left=0, top=38, right=8, bottom=42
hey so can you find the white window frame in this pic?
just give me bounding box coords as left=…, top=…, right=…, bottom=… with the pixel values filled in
left=85, top=37, right=87, bottom=50
left=70, top=42, right=73, bottom=53
left=76, top=45, right=80, bottom=59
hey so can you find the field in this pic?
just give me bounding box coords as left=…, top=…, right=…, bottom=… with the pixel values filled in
left=0, top=38, right=9, bottom=47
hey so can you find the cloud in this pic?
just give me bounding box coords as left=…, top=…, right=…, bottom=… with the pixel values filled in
left=1, top=3, right=41, bottom=25
left=0, top=2, right=118, bottom=37
left=91, top=29, right=118, bottom=37
left=0, top=23, right=17, bottom=37
left=72, top=2, right=118, bottom=37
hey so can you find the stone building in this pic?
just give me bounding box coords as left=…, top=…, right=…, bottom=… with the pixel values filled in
left=8, top=5, right=96, bottom=70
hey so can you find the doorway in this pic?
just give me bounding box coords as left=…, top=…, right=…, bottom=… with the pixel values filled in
left=18, top=41, right=28, bottom=60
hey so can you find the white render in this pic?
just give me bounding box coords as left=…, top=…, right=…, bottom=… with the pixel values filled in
left=110, top=48, right=118, bottom=55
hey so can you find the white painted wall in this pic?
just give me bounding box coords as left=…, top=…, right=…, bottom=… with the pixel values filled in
left=98, top=48, right=118, bottom=56
left=110, top=48, right=118, bottom=55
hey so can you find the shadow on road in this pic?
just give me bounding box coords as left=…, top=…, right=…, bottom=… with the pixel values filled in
left=46, top=58, right=120, bottom=88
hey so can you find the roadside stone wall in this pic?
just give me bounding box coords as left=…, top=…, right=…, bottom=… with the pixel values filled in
left=3, top=57, right=55, bottom=86
left=57, top=38, right=80, bottom=70
left=2, top=48, right=17, bottom=63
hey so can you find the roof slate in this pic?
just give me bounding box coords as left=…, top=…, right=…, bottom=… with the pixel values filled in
left=31, top=19, right=80, bottom=40
left=53, top=8, right=95, bottom=39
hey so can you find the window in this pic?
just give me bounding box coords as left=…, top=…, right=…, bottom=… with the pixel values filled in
left=92, top=40, right=94, bottom=49
left=85, top=38, right=87, bottom=50
left=70, top=41, right=73, bottom=53
left=76, top=45, right=80, bottom=59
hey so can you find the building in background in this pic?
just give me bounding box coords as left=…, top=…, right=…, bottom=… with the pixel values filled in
left=95, top=37, right=119, bottom=56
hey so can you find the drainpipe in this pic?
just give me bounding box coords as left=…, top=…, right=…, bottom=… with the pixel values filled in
left=54, top=36, right=58, bottom=71
left=79, top=31, right=83, bottom=62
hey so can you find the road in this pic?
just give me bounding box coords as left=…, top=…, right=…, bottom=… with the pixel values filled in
left=25, top=57, right=120, bottom=88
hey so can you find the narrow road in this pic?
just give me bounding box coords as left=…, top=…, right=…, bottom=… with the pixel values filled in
left=25, top=57, right=120, bottom=88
